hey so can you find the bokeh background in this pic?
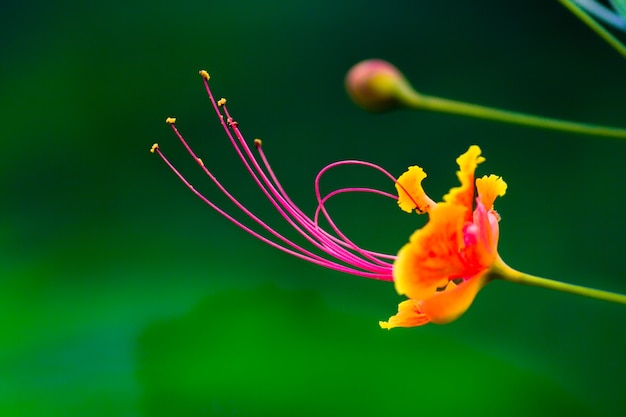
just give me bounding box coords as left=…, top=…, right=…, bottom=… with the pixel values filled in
left=2, top=0, right=626, bottom=416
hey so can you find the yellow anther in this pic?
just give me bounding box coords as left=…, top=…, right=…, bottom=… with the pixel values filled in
left=166, top=117, right=176, bottom=124
left=197, top=157, right=204, bottom=166
left=199, top=70, right=210, bottom=80
left=218, top=98, right=226, bottom=106
left=254, top=138, right=262, bottom=147
left=150, top=143, right=159, bottom=153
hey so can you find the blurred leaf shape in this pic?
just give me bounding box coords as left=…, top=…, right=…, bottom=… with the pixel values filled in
left=136, top=285, right=594, bottom=417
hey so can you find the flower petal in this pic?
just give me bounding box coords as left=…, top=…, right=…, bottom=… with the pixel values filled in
left=443, top=145, right=484, bottom=211
left=395, top=165, right=432, bottom=213
left=468, top=199, right=500, bottom=266
left=419, top=273, right=489, bottom=324
left=476, top=174, right=507, bottom=210
left=393, top=203, right=469, bottom=300
left=379, top=299, right=430, bottom=329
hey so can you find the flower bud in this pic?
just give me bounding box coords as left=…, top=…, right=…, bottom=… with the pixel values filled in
left=345, top=59, right=421, bottom=112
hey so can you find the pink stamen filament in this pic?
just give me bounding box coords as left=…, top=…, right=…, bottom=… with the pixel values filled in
left=154, top=72, right=422, bottom=281
left=257, top=145, right=397, bottom=267
left=217, top=102, right=391, bottom=275
left=313, top=160, right=407, bottom=266
left=156, top=145, right=387, bottom=278
left=314, top=187, right=398, bottom=261
left=205, top=80, right=396, bottom=276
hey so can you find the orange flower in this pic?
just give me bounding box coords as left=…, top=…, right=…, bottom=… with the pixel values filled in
left=380, top=145, right=507, bottom=329
left=153, top=71, right=514, bottom=329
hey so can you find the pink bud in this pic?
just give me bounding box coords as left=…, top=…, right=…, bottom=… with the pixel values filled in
left=345, top=59, right=420, bottom=112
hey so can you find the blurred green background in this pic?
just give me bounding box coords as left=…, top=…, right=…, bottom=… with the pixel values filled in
left=2, top=0, right=626, bottom=416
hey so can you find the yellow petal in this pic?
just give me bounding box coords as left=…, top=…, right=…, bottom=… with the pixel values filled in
left=476, top=174, right=507, bottom=210
left=379, top=299, right=430, bottom=329
left=395, top=166, right=432, bottom=213
left=443, top=145, right=484, bottom=210
left=419, top=273, right=488, bottom=324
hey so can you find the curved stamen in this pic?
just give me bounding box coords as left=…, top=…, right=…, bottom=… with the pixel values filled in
left=208, top=92, right=369, bottom=268
left=153, top=70, right=424, bottom=282
left=217, top=111, right=391, bottom=274
left=314, top=159, right=428, bottom=266
left=314, top=186, right=398, bottom=262
left=165, top=120, right=379, bottom=274
left=234, top=122, right=394, bottom=274
left=254, top=140, right=394, bottom=270
left=204, top=81, right=393, bottom=275
left=153, top=143, right=390, bottom=279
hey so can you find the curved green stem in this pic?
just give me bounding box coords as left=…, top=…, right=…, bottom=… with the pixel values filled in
left=560, top=0, right=626, bottom=59
left=489, top=257, right=626, bottom=305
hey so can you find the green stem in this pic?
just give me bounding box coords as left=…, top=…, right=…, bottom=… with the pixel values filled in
left=391, top=81, right=626, bottom=138
left=490, top=257, right=626, bottom=305
left=560, top=0, right=626, bottom=60
left=418, top=94, right=626, bottom=138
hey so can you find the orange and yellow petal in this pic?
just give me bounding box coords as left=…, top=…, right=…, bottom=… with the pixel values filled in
left=419, top=273, right=489, bottom=324
left=379, top=299, right=430, bottom=329
left=476, top=174, right=507, bottom=210
left=381, top=274, right=488, bottom=329
left=395, top=165, right=433, bottom=213
left=393, top=202, right=469, bottom=300
left=443, top=145, right=484, bottom=211
left=393, top=241, right=449, bottom=301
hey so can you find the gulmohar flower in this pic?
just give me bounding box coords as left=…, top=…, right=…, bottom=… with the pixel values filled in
left=153, top=70, right=626, bottom=330
left=380, top=146, right=507, bottom=328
